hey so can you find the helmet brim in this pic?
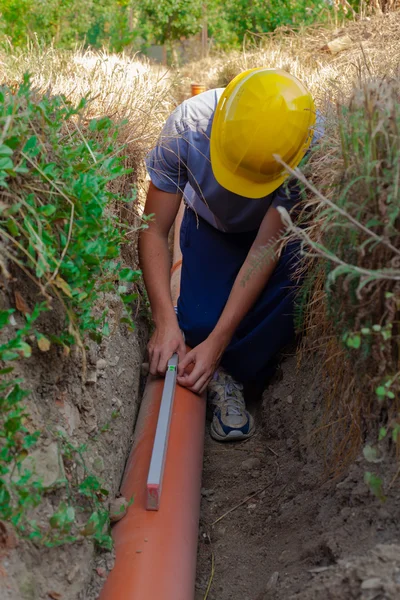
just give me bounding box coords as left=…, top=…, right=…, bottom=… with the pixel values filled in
left=210, top=142, right=291, bottom=198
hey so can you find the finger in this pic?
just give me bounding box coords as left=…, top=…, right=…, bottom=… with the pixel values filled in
left=177, top=350, right=195, bottom=377
left=189, top=372, right=210, bottom=395
left=149, top=348, right=160, bottom=376
left=198, top=375, right=212, bottom=395
left=157, top=350, right=171, bottom=376
left=177, top=361, right=204, bottom=388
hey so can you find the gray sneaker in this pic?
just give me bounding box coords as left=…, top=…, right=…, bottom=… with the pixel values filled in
left=208, top=369, right=255, bottom=442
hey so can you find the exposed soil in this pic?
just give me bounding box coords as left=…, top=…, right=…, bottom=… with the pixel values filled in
left=196, top=354, right=400, bottom=600
left=0, top=285, right=147, bottom=600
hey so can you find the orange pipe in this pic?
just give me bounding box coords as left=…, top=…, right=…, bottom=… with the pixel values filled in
left=191, top=83, right=206, bottom=96
left=100, top=211, right=206, bottom=600
left=100, top=377, right=205, bottom=599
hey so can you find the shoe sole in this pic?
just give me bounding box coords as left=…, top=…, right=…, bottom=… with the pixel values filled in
left=210, top=421, right=256, bottom=443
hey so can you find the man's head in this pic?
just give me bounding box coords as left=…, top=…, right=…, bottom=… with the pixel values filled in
left=210, top=68, right=315, bottom=198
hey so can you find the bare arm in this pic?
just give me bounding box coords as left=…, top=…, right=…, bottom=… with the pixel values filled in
left=177, top=206, right=285, bottom=392
left=139, top=182, right=186, bottom=375
left=210, top=206, right=284, bottom=347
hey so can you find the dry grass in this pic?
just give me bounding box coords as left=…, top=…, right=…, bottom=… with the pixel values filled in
left=181, top=11, right=400, bottom=103
left=276, top=78, right=400, bottom=471
left=0, top=45, right=179, bottom=222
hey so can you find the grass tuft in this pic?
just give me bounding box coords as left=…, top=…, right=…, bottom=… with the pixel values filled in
left=282, top=75, right=400, bottom=472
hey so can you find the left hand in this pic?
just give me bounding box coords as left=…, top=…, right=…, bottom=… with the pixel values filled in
left=177, top=336, right=225, bottom=394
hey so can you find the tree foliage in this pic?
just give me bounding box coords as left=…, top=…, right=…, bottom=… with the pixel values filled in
left=0, top=0, right=391, bottom=54
left=207, top=0, right=329, bottom=48
left=141, top=0, right=203, bottom=45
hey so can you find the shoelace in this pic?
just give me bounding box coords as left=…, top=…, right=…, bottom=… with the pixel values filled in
left=223, top=380, right=245, bottom=416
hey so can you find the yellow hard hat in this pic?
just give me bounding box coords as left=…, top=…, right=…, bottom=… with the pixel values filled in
left=210, top=68, right=316, bottom=198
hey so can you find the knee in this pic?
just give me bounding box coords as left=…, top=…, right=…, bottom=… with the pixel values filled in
left=178, top=310, right=218, bottom=347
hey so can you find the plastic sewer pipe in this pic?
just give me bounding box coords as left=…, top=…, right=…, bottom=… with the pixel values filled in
left=99, top=202, right=206, bottom=600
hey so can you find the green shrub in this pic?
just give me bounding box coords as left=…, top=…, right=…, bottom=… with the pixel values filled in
left=0, top=76, right=141, bottom=545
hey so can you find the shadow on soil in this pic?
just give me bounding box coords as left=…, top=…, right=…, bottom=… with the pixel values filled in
left=196, top=355, right=400, bottom=600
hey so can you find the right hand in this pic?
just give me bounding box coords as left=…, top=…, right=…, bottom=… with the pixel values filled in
left=147, top=322, right=186, bottom=376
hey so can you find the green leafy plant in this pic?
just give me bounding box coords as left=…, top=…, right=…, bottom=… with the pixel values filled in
left=364, top=471, right=386, bottom=502
left=0, top=76, right=142, bottom=546
left=0, top=75, right=140, bottom=346
left=0, top=0, right=336, bottom=53
left=0, top=305, right=46, bottom=535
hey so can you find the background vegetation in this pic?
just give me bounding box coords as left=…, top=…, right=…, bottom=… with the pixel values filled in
left=0, top=0, right=395, bottom=56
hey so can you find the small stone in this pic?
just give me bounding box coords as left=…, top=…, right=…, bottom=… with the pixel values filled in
left=58, top=400, right=81, bottom=435
left=309, top=566, right=330, bottom=574
left=247, top=503, right=257, bottom=510
left=241, top=457, right=261, bottom=471
left=96, top=359, right=107, bottom=371
left=287, top=395, right=293, bottom=404
left=86, top=370, right=97, bottom=385
left=361, top=578, right=382, bottom=590
left=271, top=388, right=281, bottom=401
left=92, top=457, right=105, bottom=473
left=18, top=443, right=65, bottom=489
left=266, top=571, right=279, bottom=589
left=96, top=567, right=106, bottom=578
left=66, top=564, right=80, bottom=584
left=110, top=497, right=128, bottom=523
left=201, top=488, right=215, bottom=498
left=251, top=470, right=260, bottom=479
left=87, top=341, right=98, bottom=365
left=111, top=397, right=122, bottom=408
left=378, top=508, right=391, bottom=520
left=136, top=550, right=142, bottom=554
left=83, top=401, right=98, bottom=433
left=85, top=417, right=98, bottom=434
left=279, top=550, right=291, bottom=563
left=144, top=538, right=148, bottom=542
left=286, top=438, right=294, bottom=450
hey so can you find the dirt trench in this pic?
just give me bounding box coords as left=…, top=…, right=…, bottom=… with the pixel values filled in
left=195, top=354, right=400, bottom=600
left=4, top=321, right=400, bottom=599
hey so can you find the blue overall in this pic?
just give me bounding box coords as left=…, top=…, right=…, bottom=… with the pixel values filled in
left=177, top=207, right=302, bottom=385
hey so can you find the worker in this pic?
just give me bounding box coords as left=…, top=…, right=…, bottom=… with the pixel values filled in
left=139, top=68, right=316, bottom=442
